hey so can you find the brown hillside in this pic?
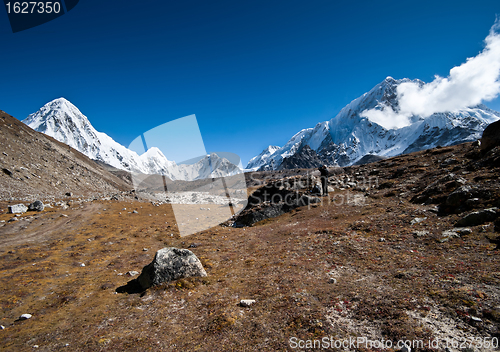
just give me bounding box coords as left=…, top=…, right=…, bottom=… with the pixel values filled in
left=0, top=110, right=132, bottom=201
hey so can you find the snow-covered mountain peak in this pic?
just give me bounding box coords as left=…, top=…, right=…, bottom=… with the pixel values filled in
left=247, top=77, right=500, bottom=170
left=23, top=98, right=242, bottom=181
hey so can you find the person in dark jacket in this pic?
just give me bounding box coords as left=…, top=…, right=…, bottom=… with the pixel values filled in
left=319, top=165, right=329, bottom=195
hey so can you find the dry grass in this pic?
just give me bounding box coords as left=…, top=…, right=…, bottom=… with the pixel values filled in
left=0, top=142, right=499, bottom=351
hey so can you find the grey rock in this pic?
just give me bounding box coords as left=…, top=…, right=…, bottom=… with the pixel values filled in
left=8, top=204, right=28, bottom=214
left=132, top=210, right=138, bottom=214
left=240, top=299, right=256, bottom=307
left=28, top=200, right=44, bottom=212
left=137, top=247, right=207, bottom=290
left=413, top=230, right=429, bottom=237
left=440, top=230, right=461, bottom=242
left=19, top=313, right=32, bottom=320
left=126, top=270, right=139, bottom=277
left=410, top=217, right=427, bottom=225
left=455, top=208, right=499, bottom=227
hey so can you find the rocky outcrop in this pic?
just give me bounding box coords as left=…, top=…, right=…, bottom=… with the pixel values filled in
left=481, top=120, right=500, bottom=152
left=137, top=248, right=207, bottom=290
left=278, top=145, right=324, bottom=170
left=455, top=208, right=499, bottom=227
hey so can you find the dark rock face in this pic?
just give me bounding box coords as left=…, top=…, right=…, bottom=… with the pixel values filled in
left=137, top=248, right=207, bottom=290
left=455, top=208, right=498, bottom=227
left=234, top=176, right=322, bottom=227
left=481, top=120, right=500, bottom=152
left=278, top=145, right=324, bottom=170
left=28, top=200, right=44, bottom=211
left=445, top=185, right=473, bottom=208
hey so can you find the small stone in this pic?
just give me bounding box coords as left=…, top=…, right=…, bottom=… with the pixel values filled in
left=442, top=230, right=460, bottom=238
left=8, top=204, right=28, bottom=214
left=453, top=227, right=472, bottom=236
left=126, top=271, right=139, bottom=277
left=8, top=217, right=19, bottom=222
left=328, top=278, right=337, bottom=284
left=413, top=230, right=429, bottom=237
left=410, top=217, right=427, bottom=225
left=80, top=263, right=85, bottom=267
left=19, top=313, right=32, bottom=320
left=0, top=325, right=5, bottom=329
left=65, top=192, right=72, bottom=197
left=132, top=210, right=138, bottom=214
left=142, top=248, right=148, bottom=251
left=60, top=214, right=68, bottom=217
left=471, top=316, right=482, bottom=322
left=28, top=200, right=44, bottom=212
left=240, top=299, right=256, bottom=307
left=378, top=238, right=385, bottom=242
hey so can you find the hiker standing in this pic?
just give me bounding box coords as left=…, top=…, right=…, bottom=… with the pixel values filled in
left=319, top=165, right=329, bottom=195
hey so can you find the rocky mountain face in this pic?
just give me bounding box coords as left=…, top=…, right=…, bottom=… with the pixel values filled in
left=0, top=109, right=131, bottom=201
left=277, top=145, right=324, bottom=170
left=23, top=98, right=242, bottom=181
left=247, top=77, right=500, bottom=170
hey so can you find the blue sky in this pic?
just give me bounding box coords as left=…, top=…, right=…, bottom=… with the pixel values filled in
left=1, top=0, right=500, bottom=166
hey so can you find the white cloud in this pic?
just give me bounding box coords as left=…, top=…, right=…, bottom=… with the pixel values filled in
left=361, top=19, right=500, bottom=130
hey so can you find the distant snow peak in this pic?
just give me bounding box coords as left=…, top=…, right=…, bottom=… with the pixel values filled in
left=362, top=20, right=500, bottom=127
left=23, top=98, right=242, bottom=181
left=247, top=76, right=500, bottom=170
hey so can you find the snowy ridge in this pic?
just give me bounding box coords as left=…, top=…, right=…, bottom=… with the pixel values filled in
left=23, top=98, right=242, bottom=181
left=247, top=77, right=500, bottom=170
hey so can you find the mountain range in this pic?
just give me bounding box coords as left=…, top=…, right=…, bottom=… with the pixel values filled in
left=23, top=98, right=242, bottom=181
left=246, top=77, right=500, bottom=170
left=22, top=76, right=500, bottom=177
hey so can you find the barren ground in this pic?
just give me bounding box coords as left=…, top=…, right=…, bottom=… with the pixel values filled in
left=1, top=142, right=499, bottom=351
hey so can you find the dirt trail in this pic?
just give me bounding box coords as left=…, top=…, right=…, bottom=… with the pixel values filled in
left=0, top=202, right=104, bottom=248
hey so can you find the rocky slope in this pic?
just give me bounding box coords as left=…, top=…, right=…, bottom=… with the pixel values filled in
left=248, top=77, right=500, bottom=170
left=0, top=109, right=132, bottom=201
left=1, top=138, right=499, bottom=351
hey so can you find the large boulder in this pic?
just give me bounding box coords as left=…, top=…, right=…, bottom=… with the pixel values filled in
left=8, top=204, right=28, bottom=214
left=455, top=208, right=498, bottom=227
left=481, top=120, right=500, bottom=152
left=28, top=200, right=44, bottom=211
left=137, top=248, right=207, bottom=290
